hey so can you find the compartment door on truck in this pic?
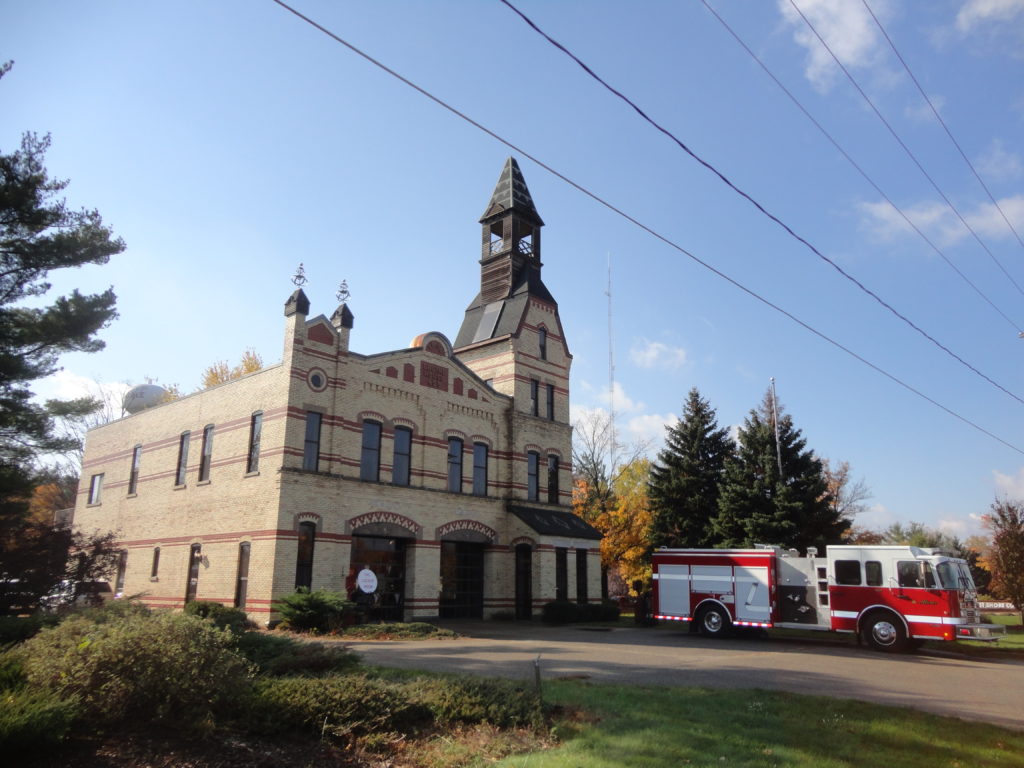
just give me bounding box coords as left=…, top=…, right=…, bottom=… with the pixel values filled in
left=656, top=563, right=690, bottom=616
left=734, top=566, right=771, bottom=623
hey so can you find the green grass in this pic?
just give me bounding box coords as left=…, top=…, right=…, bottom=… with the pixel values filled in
left=494, top=682, right=1024, bottom=768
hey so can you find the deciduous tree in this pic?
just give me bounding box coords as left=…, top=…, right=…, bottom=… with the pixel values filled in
left=983, top=499, right=1024, bottom=621
left=648, top=388, right=733, bottom=549
left=200, top=348, right=263, bottom=389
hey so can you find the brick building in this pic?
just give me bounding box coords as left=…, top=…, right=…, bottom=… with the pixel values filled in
left=74, top=158, right=601, bottom=624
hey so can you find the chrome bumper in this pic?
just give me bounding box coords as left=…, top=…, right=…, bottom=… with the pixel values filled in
left=955, top=623, right=1007, bottom=641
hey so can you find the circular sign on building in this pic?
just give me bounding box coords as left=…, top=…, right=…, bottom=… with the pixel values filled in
left=356, top=567, right=378, bottom=594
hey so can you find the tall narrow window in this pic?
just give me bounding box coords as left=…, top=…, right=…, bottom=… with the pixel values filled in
left=175, top=432, right=190, bottom=486
left=547, top=455, right=560, bottom=504
left=527, top=451, right=539, bottom=501
left=555, top=547, right=568, bottom=601
left=530, top=379, right=539, bottom=416
left=472, top=443, right=488, bottom=496
left=295, top=522, right=316, bottom=590
left=128, top=445, right=142, bottom=495
left=198, top=424, right=214, bottom=482
left=234, top=542, right=251, bottom=609
left=360, top=421, right=381, bottom=481
left=185, top=544, right=201, bottom=602
left=546, top=383, right=555, bottom=420
left=246, top=412, right=262, bottom=473
left=392, top=426, right=412, bottom=486
left=576, top=549, right=588, bottom=604
left=115, top=550, right=128, bottom=596
left=88, top=473, right=104, bottom=504
left=303, top=412, right=322, bottom=471
left=150, top=547, right=161, bottom=579
left=448, top=437, right=464, bottom=493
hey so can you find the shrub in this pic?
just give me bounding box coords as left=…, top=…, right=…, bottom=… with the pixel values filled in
left=489, top=610, right=515, bottom=621
left=0, top=613, right=59, bottom=645
left=0, top=653, right=26, bottom=691
left=541, top=600, right=579, bottom=624
left=405, top=675, right=543, bottom=728
left=341, top=621, right=457, bottom=640
left=0, top=688, right=79, bottom=752
left=235, top=631, right=360, bottom=676
left=272, top=589, right=354, bottom=633
left=20, top=611, right=254, bottom=728
left=251, top=675, right=430, bottom=740
left=184, top=600, right=253, bottom=634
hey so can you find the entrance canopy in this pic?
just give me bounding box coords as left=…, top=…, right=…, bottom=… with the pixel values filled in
left=508, top=505, right=601, bottom=540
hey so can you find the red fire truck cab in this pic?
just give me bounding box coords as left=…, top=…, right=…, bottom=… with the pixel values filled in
left=651, top=545, right=1004, bottom=652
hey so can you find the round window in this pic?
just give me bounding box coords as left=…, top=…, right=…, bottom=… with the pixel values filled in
left=310, top=373, right=324, bottom=388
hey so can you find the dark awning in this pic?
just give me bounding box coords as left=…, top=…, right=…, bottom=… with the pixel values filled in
left=508, top=505, right=602, bottom=540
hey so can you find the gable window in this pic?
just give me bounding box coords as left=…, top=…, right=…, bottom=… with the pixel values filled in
left=303, top=412, right=322, bottom=472
left=246, top=412, right=262, bottom=474
left=88, top=473, right=104, bottom=504
left=472, top=443, right=488, bottom=496
left=538, top=327, right=547, bottom=360
left=530, top=379, right=539, bottom=416
left=175, top=432, right=190, bottom=486
left=235, top=542, right=251, bottom=609
left=360, top=421, right=381, bottom=482
left=295, top=521, right=316, bottom=590
left=198, top=424, right=214, bottom=482
left=547, top=455, right=559, bottom=504
left=128, top=445, right=142, bottom=495
left=448, top=437, right=464, bottom=493
left=392, top=426, right=412, bottom=486
left=527, top=451, right=539, bottom=501
left=150, top=547, right=161, bottom=580
left=546, top=384, right=555, bottom=420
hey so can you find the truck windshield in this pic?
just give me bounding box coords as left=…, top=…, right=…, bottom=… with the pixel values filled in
left=935, top=560, right=975, bottom=591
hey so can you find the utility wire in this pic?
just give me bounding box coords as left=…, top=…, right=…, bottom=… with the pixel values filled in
left=268, top=0, right=1024, bottom=456
left=789, top=0, right=1024, bottom=300
left=861, top=0, right=1024, bottom=258
left=701, top=0, right=1021, bottom=334
left=497, top=0, right=1024, bottom=407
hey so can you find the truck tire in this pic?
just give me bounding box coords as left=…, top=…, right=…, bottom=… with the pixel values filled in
left=697, top=604, right=732, bottom=638
left=861, top=612, right=908, bottom=653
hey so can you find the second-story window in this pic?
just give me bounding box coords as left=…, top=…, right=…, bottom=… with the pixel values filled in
left=128, top=444, right=142, bottom=495
left=472, top=442, right=488, bottom=496
left=392, top=426, right=412, bottom=486
left=175, top=432, right=190, bottom=486
left=538, top=327, right=547, bottom=360
left=198, top=425, right=214, bottom=482
left=448, top=437, right=464, bottom=493
left=530, top=379, right=539, bottom=416
left=246, top=412, right=262, bottom=474
left=546, top=384, right=555, bottom=420
left=547, top=454, right=559, bottom=504
left=360, top=421, right=381, bottom=481
left=150, top=547, right=161, bottom=579
left=88, top=473, right=103, bottom=504
left=527, top=451, right=539, bottom=501
left=303, top=412, right=322, bottom=472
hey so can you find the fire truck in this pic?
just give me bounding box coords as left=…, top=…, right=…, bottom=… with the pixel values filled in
left=651, top=545, right=1004, bottom=652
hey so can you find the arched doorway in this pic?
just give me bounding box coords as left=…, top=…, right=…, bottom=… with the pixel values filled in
left=439, top=530, right=490, bottom=619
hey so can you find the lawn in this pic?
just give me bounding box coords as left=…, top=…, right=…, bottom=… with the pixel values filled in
left=496, top=681, right=1024, bottom=768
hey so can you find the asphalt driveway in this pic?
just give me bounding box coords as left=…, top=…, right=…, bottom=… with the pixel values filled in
left=342, top=621, right=1024, bottom=730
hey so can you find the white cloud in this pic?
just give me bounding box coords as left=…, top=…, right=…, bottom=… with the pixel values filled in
left=35, top=370, right=131, bottom=408
left=622, top=412, right=677, bottom=450
left=858, top=195, right=1024, bottom=246
left=993, top=466, right=1024, bottom=497
left=956, top=0, right=1024, bottom=32
left=976, top=139, right=1024, bottom=182
left=629, top=338, right=687, bottom=370
left=903, top=94, right=945, bottom=123
left=778, top=0, right=888, bottom=92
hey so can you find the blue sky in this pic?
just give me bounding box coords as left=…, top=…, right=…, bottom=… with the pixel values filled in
left=5, top=0, right=1024, bottom=539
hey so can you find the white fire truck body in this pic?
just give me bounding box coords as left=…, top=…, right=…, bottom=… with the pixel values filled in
left=651, top=545, right=1004, bottom=651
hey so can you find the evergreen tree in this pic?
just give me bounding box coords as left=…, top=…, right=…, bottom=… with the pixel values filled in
left=712, top=389, right=845, bottom=552
left=648, top=388, right=734, bottom=548
left=0, top=107, right=124, bottom=606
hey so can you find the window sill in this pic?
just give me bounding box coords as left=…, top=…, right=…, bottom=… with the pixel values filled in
left=149, top=577, right=159, bottom=583
left=173, top=484, right=186, bottom=491
left=126, top=493, right=138, bottom=499
left=87, top=502, right=102, bottom=507
left=197, top=480, right=211, bottom=486
left=244, top=471, right=260, bottom=478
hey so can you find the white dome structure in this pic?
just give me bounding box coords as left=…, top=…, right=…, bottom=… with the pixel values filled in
left=122, top=384, right=166, bottom=414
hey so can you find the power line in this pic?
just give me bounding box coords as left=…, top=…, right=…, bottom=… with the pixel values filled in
left=789, top=0, right=1024, bottom=300
left=700, top=0, right=1022, bottom=335
left=268, top=0, right=1024, bottom=457
left=861, top=0, right=1024, bottom=258
left=497, top=0, right=1024, bottom=407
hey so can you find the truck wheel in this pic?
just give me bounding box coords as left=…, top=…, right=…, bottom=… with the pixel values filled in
left=697, top=604, right=732, bottom=638
left=861, top=613, right=907, bottom=653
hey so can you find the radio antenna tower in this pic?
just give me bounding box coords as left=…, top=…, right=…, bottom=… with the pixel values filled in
left=606, top=253, right=617, bottom=476
left=770, top=377, right=784, bottom=478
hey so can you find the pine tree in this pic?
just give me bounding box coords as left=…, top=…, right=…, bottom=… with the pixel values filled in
left=648, top=388, right=734, bottom=549
left=712, top=389, right=845, bottom=552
